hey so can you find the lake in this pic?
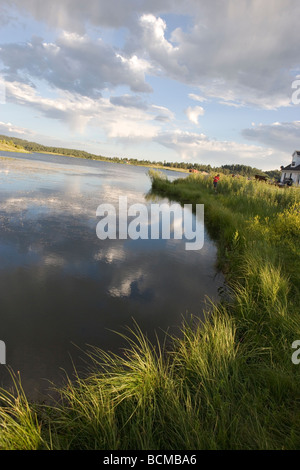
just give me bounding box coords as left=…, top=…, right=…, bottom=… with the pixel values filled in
left=0, top=152, right=223, bottom=400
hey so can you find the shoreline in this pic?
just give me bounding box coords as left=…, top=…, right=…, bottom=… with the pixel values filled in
left=0, top=147, right=190, bottom=173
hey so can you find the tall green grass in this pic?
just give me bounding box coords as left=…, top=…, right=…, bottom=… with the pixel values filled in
left=0, top=370, right=48, bottom=450
left=148, top=170, right=300, bottom=448
left=0, top=170, right=299, bottom=450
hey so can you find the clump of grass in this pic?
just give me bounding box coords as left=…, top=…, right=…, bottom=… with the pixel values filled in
left=0, top=369, right=47, bottom=450
left=46, top=324, right=213, bottom=450
left=1, top=308, right=300, bottom=450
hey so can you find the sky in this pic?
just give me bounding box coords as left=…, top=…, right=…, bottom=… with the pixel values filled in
left=0, top=0, right=300, bottom=171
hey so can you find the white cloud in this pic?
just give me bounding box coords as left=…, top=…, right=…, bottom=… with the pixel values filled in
left=5, top=80, right=161, bottom=139
left=138, top=14, right=187, bottom=78
left=104, top=109, right=160, bottom=140
left=2, top=1, right=300, bottom=109
left=5, top=81, right=96, bottom=132
left=94, top=246, right=126, bottom=264
left=185, top=106, right=205, bottom=125
left=134, top=2, right=299, bottom=109
left=2, top=1, right=299, bottom=110
left=0, top=33, right=152, bottom=96
left=108, top=97, right=174, bottom=124
left=0, top=121, right=34, bottom=136
left=108, top=268, right=145, bottom=298
left=151, top=105, right=174, bottom=122
left=242, top=121, right=300, bottom=153
left=188, top=93, right=207, bottom=103
left=196, top=81, right=291, bottom=110
left=155, top=129, right=279, bottom=169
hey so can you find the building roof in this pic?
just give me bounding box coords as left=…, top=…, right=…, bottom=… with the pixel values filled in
left=281, top=164, right=300, bottom=172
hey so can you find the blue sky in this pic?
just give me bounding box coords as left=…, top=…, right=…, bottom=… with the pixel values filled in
left=0, top=0, right=300, bottom=170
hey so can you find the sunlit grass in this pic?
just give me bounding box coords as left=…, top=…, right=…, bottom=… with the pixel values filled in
left=0, top=370, right=48, bottom=450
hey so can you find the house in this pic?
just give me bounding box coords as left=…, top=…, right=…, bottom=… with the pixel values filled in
left=280, top=151, right=300, bottom=186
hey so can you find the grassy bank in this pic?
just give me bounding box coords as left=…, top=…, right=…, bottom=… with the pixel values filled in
left=0, top=171, right=300, bottom=450
left=0, top=135, right=189, bottom=173
left=148, top=171, right=300, bottom=443
left=0, top=139, right=28, bottom=153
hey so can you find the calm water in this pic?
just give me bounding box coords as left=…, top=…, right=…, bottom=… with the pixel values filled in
left=0, top=152, right=223, bottom=400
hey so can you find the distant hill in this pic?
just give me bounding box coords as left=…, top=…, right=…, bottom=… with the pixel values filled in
left=0, top=138, right=29, bottom=153
left=0, top=134, right=106, bottom=161
left=0, top=134, right=280, bottom=177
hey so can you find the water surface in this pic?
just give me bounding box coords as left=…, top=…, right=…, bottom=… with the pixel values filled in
left=0, top=152, right=223, bottom=399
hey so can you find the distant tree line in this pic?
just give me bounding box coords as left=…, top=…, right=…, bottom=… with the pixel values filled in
left=0, top=134, right=281, bottom=179
left=0, top=135, right=107, bottom=161
left=0, top=138, right=26, bottom=151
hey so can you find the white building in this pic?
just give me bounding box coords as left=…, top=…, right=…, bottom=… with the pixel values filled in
left=280, top=151, right=300, bottom=186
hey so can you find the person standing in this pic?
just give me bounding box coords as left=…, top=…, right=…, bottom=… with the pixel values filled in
left=213, top=174, right=220, bottom=191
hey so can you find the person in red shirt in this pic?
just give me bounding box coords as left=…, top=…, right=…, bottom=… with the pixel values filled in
left=213, top=174, right=220, bottom=191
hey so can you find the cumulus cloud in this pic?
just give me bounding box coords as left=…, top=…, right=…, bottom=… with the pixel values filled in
left=5, top=81, right=96, bottom=132
left=0, top=33, right=152, bottom=96
left=131, top=1, right=300, bottom=109
left=0, top=121, right=34, bottom=136
left=156, top=130, right=208, bottom=158
left=4, top=80, right=161, bottom=138
left=137, top=14, right=188, bottom=78
left=195, top=80, right=291, bottom=110
left=155, top=129, right=279, bottom=169
left=2, top=1, right=299, bottom=109
left=185, top=106, right=205, bottom=125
